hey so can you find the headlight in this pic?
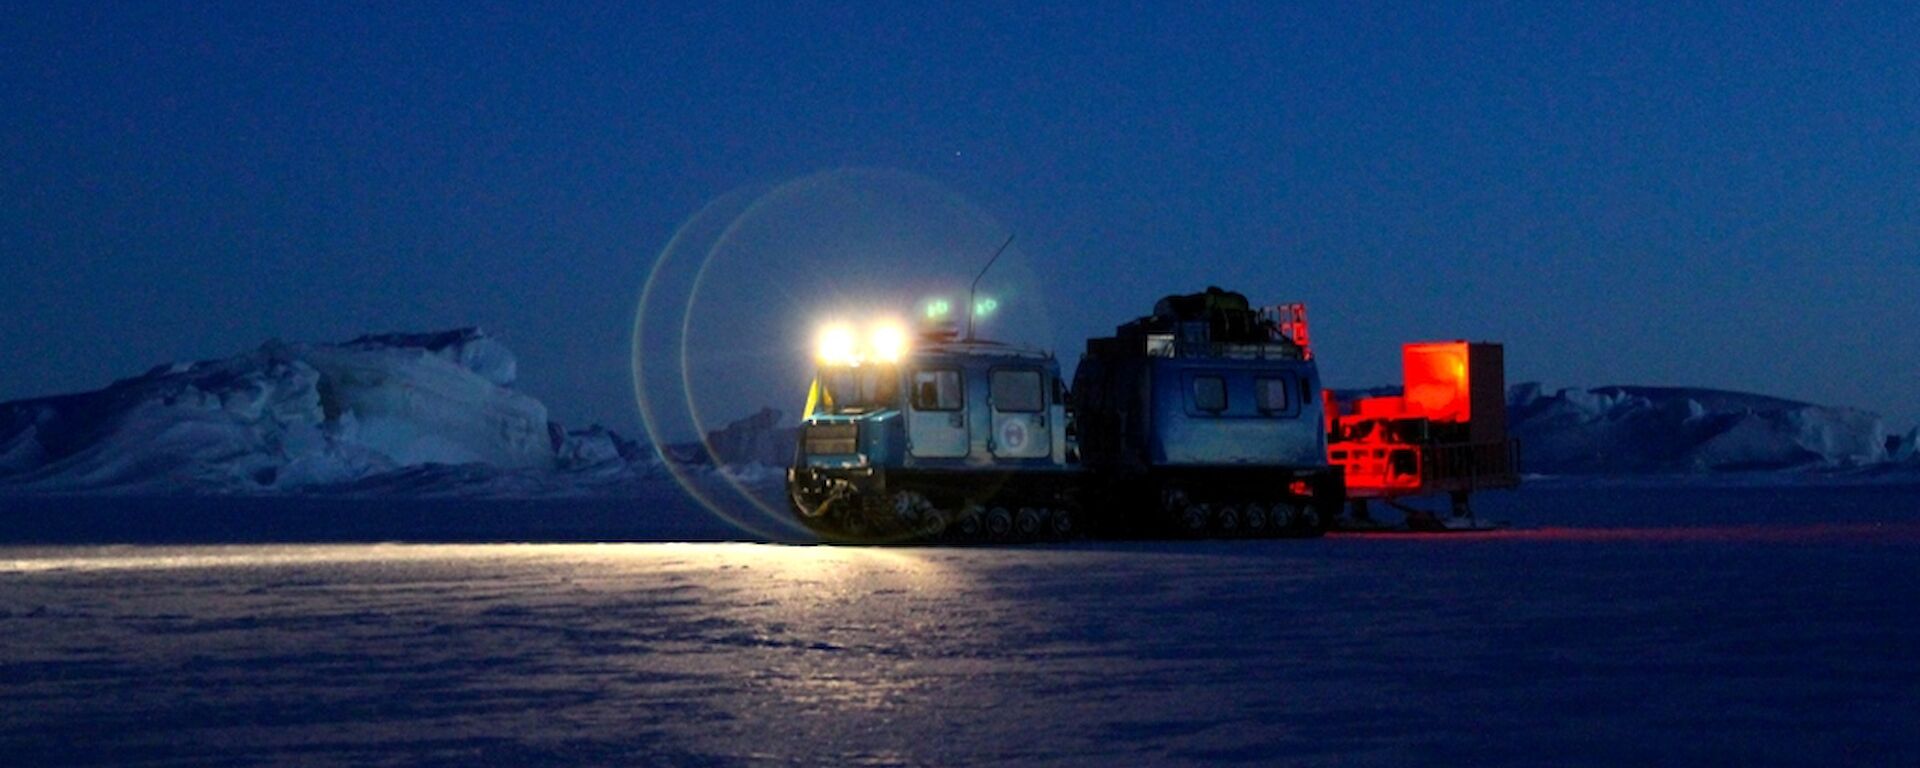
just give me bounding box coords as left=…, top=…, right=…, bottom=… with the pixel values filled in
left=813, top=319, right=911, bottom=366
left=816, top=323, right=858, bottom=366
left=869, top=321, right=909, bottom=363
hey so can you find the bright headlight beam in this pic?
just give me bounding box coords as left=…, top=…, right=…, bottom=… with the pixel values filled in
left=815, top=315, right=916, bottom=367
left=816, top=323, right=858, bottom=366
left=869, top=321, right=909, bottom=363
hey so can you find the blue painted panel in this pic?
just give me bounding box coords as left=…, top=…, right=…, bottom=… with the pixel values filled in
left=1147, top=357, right=1327, bottom=468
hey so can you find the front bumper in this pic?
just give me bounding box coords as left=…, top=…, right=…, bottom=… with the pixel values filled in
left=787, top=463, right=884, bottom=519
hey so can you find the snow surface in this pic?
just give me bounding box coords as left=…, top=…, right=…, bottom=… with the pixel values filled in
left=1, top=485, right=1917, bottom=766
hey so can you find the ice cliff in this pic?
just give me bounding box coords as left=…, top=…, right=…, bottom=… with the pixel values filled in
left=1507, top=384, right=1894, bottom=475
left=0, top=330, right=562, bottom=493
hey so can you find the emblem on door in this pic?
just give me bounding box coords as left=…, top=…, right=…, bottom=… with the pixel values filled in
left=1000, top=419, right=1029, bottom=451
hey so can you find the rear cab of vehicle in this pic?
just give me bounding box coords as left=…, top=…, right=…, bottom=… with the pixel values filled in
left=1073, top=289, right=1343, bottom=535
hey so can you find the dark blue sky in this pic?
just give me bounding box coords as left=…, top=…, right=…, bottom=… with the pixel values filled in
left=4, top=2, right=1917, bottom=435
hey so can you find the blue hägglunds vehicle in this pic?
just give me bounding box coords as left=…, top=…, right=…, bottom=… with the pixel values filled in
left=787, top=287, right=1346, bottom=543
left=1071, top=288, right=1344, bottom=537
left=787, top=321, right=1079, bottom=542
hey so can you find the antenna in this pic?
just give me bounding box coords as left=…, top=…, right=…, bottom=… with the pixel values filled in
left=966, top=234, right=1015, bottom=342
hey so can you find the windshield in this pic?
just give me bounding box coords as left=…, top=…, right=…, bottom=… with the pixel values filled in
left=819, top=366, right=900, bottom=414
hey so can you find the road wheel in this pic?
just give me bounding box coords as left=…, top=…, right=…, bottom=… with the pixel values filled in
left=891, top=491, right=932, bottom=532
left=1243, top=504, right=1269, bottom=533
left=1288, top=502, right=1320, bottom=535
left=1271, top=502, right=1295, bottom=530
left=955, top=505, right=985, bottom=540
left=1048, top=507, right=1074, bottom=538
left=987, top=507, right=1015, bottom=539
left=1015, top=507, right=1045, bottom=539
left=918, top=506, right=951, bottom=540
left=1182, top=503, right=1210, bottom=536
left=1215, top=505, right=1241, bottom=535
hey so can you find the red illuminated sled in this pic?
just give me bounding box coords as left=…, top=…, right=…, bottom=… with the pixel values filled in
left=1326, top=341, right=1521, bottom=531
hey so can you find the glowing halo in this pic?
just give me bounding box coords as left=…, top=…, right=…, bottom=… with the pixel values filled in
left=680, top=169, right=1042, bottom=542
left=631, top=184, right=807, bottom=542
left=636, top=167, right=1058, bottom=543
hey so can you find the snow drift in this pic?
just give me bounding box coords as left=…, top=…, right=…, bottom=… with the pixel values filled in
left=1508, top=384, right=1893, bottom=475
left=0, top=330, right=561, bottom=493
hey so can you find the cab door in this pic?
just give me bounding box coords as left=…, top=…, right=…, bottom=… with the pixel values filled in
left=907, top=366, right=969, bottom=458
left=989, top=367, right=1051, bottom=459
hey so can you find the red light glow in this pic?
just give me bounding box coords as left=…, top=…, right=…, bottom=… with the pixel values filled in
left=1402, top=342, right=1471, bottom=423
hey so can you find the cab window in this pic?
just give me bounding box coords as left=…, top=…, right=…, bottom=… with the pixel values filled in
left=990, top=369, right=1044, bottom=413
left=1255, top=377, right=1291, bottom=414
left=911, top=368, right=963, bottom=411
left=1193, top=376, right=1227, bottom=413
left=821, top=366, right=899, bottom=414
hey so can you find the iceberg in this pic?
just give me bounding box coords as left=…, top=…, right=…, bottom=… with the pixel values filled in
left=1893, top=428, right=1920, bottom=464
left=0, top=329, right=558, bottom=493
left=1507, top=384, right=1891, bottom=475
left=700, top=407, right=798, bottom=468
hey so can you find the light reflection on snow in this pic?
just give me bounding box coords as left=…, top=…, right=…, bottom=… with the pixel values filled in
left=3, top=528, right=1917, bottom=765
left=0, top=541, right=964, bottom=579
left=7, top=520, right=1915, bottom=576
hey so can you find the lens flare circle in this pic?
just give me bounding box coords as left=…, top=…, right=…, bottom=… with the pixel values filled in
left=632, top=185, right=808, bottom=542
left=635, top=167, right=1056, bottom=541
